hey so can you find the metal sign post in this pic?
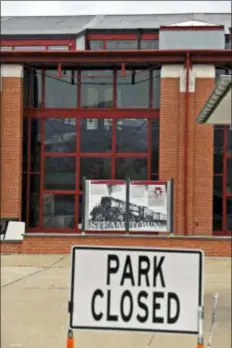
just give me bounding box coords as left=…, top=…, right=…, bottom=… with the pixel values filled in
left=197, top=306, right=205, bottom=348
left=207, top=293, right=219, bottom=348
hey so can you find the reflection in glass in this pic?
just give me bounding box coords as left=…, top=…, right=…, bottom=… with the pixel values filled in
left=81, top=70, right=113, bottom=108
left=30, top=69, right=42, bottom=108
left=141, top=40, right=158, bottom=50
left=80, top=118, right=112, bottom=152
left=89, top=40, right=104, bottom=50
left=116, top=119, right=148, bottom=153
left=45, top=118, right=76, bottom=152
left=152, top=69, right=161, bottom=108
left=29, top=174, right=40, bottom=227
left=115, top=158, right=147, bottom=180
left=80, top=158, right=111, bottom=189
left=43, top=194, right=75, bottom=228
left=30, top=118, right=41, bottom=172
left=213, top=127, right=224, bottom=174
left=227, top=158, right=232, bottom=194
left=227, top=197, right=232, bottom=231
left=45, top=69, right=77, bottom=108
left=213, top=176, right=223, bottom=231
left=117, top=70, right=149, bottom=108
left=21, top=174, right=27, bottom=223
left=106, top=40, right=138, bottom=50
left=151, top=119, right=159, bottom=174
left=228, top=127, right=232, bottom=155
left=23, top=118, right=28, bottom=172
left=44, top=157, right=76, bottom=190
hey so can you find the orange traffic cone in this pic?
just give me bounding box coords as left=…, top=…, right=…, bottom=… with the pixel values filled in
left=67, top=329, right=74, bottom=348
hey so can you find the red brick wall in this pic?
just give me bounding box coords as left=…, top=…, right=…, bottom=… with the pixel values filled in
left=0, top=236, right=231, bottom=257
left=160, top=66, right=215, bottom=236
left=0, top=76, right=23, bottom=219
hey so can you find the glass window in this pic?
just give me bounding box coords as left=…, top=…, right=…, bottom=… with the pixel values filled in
left=45, top=118, right=76, bottom=153
left=14, top=46, right=46, bottom=51
left=29, top=174, right=40, bottom=227
left=151, top=119, right=159, bottom=174
left=117, top=70, right=149, bottom=108
left=80, top=158, right=111, bottom=189
left=228, top=127, right=232, bottom=155
left=43, top=194, right=75, bottom=228
left=47, top=46, right=69, bottom=50
left=116, top=119, right=148, bottom=153
left=44, top=157, right=76, bottom=190
left=30, top=69, right=42, bottom=108
left=45, top=69, right=77, bottom=108
left=80, top=118, right=112, bottom=153
left=225, top=40, right=231, bottom=49
left=152, top=69, right=161, bottom=108
left=23, top=118, right=28, bottom=172
left=213, top=176, right=223, bottom=231
left=213, top=127, right=224, bottom=174
left=227, top=158, right=232, bottom=194
left=227, top=197, right=232, bottom=230
left=30, top=118, right=41, bottom=172
left=0, top=46, right=13, bottom=51
left=81, top=70, right=113, bottom=108
left=89, top=40, right=104, bottom=50
left=21, top=174, right=27, bottom=223
left=141, top=40, right=158, bottom=50
left=115, top=158, right=147, bottom=180
left=106, top=40, right=138, bottom=50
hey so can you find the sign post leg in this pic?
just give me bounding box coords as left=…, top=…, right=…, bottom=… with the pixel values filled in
left=197, top=306, right=205, bottom=348
left=66, top=328, right=74, bottom=348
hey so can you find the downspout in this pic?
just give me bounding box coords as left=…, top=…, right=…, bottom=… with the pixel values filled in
left=183, top=52, right=190, bottom=236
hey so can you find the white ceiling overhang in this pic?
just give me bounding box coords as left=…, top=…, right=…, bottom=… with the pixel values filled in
left=196, top=75, right=232, bottom=125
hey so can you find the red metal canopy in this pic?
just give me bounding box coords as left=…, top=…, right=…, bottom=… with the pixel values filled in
left=0, top=49, right=231, bottom=65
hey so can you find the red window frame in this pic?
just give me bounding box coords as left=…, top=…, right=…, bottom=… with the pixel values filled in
left=86, top=33, right=159, bottom=50
left=25, top=67, right=160, bottom=110
left=23, top=112, right=159, bottom=233
left=23, top=66, right=160, bottom=233
left=214, top=125, right=232, bottom=236
left=1, top=39, right=76, bottom=51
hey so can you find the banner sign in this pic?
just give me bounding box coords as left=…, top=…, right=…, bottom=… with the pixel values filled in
left=69, top=246, right=204, bottom=334
left=83, top=179, right=173, bottom=233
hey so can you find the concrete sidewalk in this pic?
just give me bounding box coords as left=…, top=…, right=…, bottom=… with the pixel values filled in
left=1, top=255, right=231, bottom=348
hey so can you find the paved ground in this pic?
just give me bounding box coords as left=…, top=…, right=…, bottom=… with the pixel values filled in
left=1, top=255, right=231, bottom=348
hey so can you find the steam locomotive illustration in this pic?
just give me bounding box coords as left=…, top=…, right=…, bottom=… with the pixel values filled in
left=90, top=196, right=167, bottom=223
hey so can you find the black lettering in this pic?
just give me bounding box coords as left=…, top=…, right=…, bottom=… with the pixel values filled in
left=138, top=256, right=150, bottom=286
left=91, top=289, right=103, bottom=321
left=107, top=290, right=118, bottom=321
left=153, top=256, right=166, bottom=287
left=120, top=290, right=133, bottom=322
left=107, top=254, right=119, bottom=285
left=153, top=292, right=164, bottom=323
left=167, top=292, right=180, bottom=324
left=137, top=291, right=148, bottom=323
left=120, top=255, right=135, bottom=286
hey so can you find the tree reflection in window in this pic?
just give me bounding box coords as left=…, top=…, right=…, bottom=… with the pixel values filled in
left=44, top=118, right=76, bottom=152
left=80, top=118, right=112, bottom=153
left=79, top=158, right=111, bottom=189
left=116, top=158, right=147, bottom=180
left=116, top=119, right=148, bottom=153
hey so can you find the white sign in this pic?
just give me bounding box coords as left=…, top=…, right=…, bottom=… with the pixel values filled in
left=69, top=246, right=204, bottom=334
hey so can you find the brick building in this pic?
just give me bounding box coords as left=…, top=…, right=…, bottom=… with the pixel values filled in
left=0, top=13, right=231, bottom=256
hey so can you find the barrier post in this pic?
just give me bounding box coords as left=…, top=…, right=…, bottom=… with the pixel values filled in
left=197, top=306, right=205, bottom=348
left=67, top=328, right=74, bottom=348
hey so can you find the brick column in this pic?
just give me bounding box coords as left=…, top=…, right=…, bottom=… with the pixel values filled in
left=0, top=64, right=23, bottom=219
left=160, top=64, right=215, bottom=235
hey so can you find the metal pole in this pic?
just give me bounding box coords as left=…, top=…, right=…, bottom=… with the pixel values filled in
left=197, top=306, right=205, bottom=348
left=207, top=293, right=219, bottom=348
